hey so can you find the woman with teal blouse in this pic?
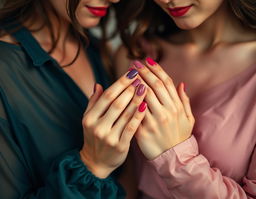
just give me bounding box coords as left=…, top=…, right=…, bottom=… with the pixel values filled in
left=0, top=0, right=148, bottom=198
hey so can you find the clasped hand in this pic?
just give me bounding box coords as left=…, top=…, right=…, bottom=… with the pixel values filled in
left=80, top=58, right=195, bottom=178
left=133, top=58, right=195, bottom=160
left=80, top=69, right=147, bottom=178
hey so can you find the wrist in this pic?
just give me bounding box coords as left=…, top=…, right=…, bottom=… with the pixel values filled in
left=79, top=150, right=112, bottom=179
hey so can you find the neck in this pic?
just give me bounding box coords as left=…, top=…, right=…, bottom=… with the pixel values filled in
left=25, top=9, right=73, bottom=51
left=185, top=2, right=255, bottom=51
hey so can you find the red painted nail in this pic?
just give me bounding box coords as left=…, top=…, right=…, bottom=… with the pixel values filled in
left=146, top=57, right=156, bottom=66
left=138, top=101, right=147, bottom=112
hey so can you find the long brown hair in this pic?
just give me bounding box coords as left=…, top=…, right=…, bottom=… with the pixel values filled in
left=114, top=0, right=256, bottom=60
left=0, top=0, right=113, bottom=72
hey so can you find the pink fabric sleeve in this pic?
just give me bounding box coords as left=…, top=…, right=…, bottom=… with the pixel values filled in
left=149, top=136, right=256, bottom=199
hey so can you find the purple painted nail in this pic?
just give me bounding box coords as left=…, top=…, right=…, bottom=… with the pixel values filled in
left=137, top=84, right=146, bottom=96
left=132, top=79, right=141, bottom=87
left=133, top=60, right=144, bottom=69
left=126, top=69, right=138, bottom=79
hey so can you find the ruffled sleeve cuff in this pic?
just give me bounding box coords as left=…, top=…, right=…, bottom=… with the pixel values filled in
left=48, top=150, right=126, bottom=198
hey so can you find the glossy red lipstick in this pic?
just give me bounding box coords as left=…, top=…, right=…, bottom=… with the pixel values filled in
left=86, top=6, right=108, bottom=17
left=168, top=5, right=192, bottom=17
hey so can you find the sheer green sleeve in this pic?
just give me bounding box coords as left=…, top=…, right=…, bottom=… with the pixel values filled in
left=0, top=95, right=125, bottom=199
left=0, top=120, right=125, bottom=199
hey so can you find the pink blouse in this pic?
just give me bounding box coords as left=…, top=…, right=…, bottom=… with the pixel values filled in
left=133, top=62, right=256, bottom=198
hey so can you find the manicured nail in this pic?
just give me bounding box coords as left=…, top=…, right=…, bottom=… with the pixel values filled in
left=136, top=84, right=146, bottom=96
left=138, top=101, right=147, bottom=112
left=126, top=69, right=138, bottom=79
left=146, top=57, right=156, bottom=66
left=132, top=79, right=141, bottom=87
left=133, top=60, right=144, bottom=69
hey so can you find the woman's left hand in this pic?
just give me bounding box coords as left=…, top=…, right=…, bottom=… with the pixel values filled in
left=133, top=58, right=195, bottom=160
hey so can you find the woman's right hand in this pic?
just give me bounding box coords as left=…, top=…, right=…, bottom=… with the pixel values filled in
left=80, top=69, right=147, bottom=179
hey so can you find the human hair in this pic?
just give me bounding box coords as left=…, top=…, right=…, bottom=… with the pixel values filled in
left=0, top=0, right=113, bottom=72
left=113, top=0, right=256, bottom=60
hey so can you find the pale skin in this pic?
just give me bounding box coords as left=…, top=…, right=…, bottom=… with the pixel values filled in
left=115, top=0, right=256, bottom=162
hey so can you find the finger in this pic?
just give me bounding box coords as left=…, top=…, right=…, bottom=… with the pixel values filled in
left=119, top=101, right=147, bottom=146
left=133, top=60, right=174, bottom=108
left=111, top=83, right=147, bottom=140
left=137, top=76, right=170, bottom=117
left=145, top=57, right=182, bottom=107
left=87, top=69, right=139, bottom=121
left=84, top=83, right=103, bottom=114
left=101, top=83, right=140, bottom=128
left=143, top=109, right=156, bottom=127
left=178, top=82, right=194, bottom=122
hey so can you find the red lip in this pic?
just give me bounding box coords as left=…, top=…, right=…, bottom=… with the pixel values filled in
left=86, top=6, right=108, bottom=17
left=168, top=5, right=192, bottom=17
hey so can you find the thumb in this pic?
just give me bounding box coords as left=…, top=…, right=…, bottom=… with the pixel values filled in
left=85, top=83, right=103, bottom=113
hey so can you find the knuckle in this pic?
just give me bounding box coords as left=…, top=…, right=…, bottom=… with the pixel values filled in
left=105, top=137, right=118, bottom=147
left=164, top=77, right=173, bottom=87
left=159, top=115, right=169, bottom=124
left=149, top=120, right=158, bottom=130
left=82, top=115, right=92, bottom=127
left=103, top=89, right=115, bottom=101
left=154, top=79, right=164, bottom=88
left=82, top=114, right=94, bottom=128
left=123, top=111, right=132, bottom=120
left=93, top=126, right=104, bottom=139
left=125, top=123, right=137, bottom=133
left=112, top=99, right=124, bottom=110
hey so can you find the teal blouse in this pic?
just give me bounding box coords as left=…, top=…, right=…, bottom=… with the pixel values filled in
left=0, top=26, right=125, bottom=198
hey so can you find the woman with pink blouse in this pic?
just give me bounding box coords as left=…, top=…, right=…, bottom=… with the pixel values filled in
left=113, top=0, right=256, bottom=198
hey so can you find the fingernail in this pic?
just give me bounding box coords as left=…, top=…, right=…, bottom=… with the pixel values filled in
left=138, top=101, right=147, bottom=112
left=132, top=79, right=141, bottom=87
left=146, top=57, right=156, bottom=66
left=126, top=69, right=138, bottom=79
left=133, top=60, right=144, bottom=69
left=136, top=84, right=146, bottom=96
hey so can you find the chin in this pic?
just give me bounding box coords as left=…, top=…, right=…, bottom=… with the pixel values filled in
left=175, top=22, right=200, bottom=30
left=78, top=18, right=101, bottom=28
left=173, top=18, right=204, bottom=30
